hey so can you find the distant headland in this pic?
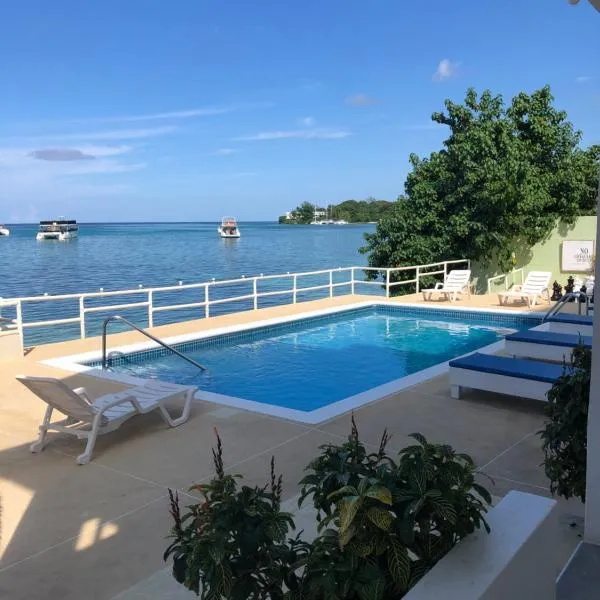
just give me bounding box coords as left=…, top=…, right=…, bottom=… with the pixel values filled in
left=279, top=199, right=395, bottom=224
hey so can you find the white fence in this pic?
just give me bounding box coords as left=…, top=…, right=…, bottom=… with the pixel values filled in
left=0, top=259, right=469, bottom=348
left=487, top=268, right=525, bottom=295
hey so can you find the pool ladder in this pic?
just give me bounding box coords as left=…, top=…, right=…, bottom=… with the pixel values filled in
left=542, top=292, right=593, bottom=323
left=101, top=315, right=207, bottom=372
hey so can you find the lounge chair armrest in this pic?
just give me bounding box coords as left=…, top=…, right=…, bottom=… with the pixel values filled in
left=73, top=387, right=93, bottom=405
left=434, top=282, right=444, bottom=289
left=93, top=392, right=137, bottom=414
left=509, top=284, right=523, bottom=292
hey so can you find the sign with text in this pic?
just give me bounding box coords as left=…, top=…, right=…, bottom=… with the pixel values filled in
left=561, top=240, right=595, bottom=272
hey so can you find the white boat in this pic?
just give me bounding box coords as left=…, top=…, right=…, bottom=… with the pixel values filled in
left=311, top=219, right=348, bottom=225
left=217, top=217, right=240, bottom=238
left=36, top=218, right=78, bottom=241
left=0, top=225, right=10, bottom=236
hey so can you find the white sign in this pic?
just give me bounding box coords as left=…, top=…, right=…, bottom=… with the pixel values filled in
left=562, top=240, right=595, bottom=272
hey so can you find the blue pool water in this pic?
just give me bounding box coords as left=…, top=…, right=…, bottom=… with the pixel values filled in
left=99, top=307, right=539, bottom=413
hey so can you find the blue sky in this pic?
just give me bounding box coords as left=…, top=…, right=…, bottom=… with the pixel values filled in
left=0, top=0, right=598, bottom=222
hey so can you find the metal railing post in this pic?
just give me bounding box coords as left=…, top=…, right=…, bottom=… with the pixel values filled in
left=205, top=284, right=210, bottom=318
left=329, top=271, right=333, bottom=298
left=385, top=269, right=390, bottom=298
left=253, top=278, right=258, bottom=310
left=79, top=296, right=86, bottom=339
left=16, top=300, right=24, bottom=353
left=415, top=267, right=420, bottom=294
left=443, top=261, right=448, bottom=281
left=351, top=267, right=355, bottom=295
left=293, top=275, right=297, bottom=304
left=148, top=291, right=154, bottom=327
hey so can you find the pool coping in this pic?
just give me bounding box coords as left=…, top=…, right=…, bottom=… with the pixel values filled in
left=40, top=300, right=541, bottom=424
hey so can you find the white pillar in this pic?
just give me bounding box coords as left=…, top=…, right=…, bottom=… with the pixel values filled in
left=584, top=178, right=600, bottom=543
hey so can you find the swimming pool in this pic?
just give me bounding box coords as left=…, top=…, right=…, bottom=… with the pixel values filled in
left=82, top=305, right=540, bottom=423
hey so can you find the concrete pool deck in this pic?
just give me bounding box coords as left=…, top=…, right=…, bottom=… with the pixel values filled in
left=0, top=293, right=586, bottom=599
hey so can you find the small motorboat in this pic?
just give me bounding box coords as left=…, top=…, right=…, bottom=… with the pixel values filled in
left=0, top=225, right=9, bottom=236
left=218, top=217, right=241, bottom=238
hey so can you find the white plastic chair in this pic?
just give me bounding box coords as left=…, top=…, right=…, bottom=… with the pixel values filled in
left=497, top=271, right=551, bottom=307
left=17, top=376, right=197, bottom=464
left=422, top=270, right=472, bottom=303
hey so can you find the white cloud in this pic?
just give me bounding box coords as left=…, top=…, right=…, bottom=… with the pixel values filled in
left=55, top=102, right=274, bottom=125
left=346, top=94, right=378, bottom=106
left=433, top=59, right=460, bottom=82
left=234, top=128, right=351, bottom=141
left=38, top=126, right=177, bottom=141
left=576, top=75, right=593, bottom=83
left=75, top=144, right=133, bottom=157
left=0, top=142, right=143, bottom=205
left=212, top=148, right=239, bottom=155
left=100, top=108, right=231, bottom=122
left=299, top=116, right=316, bottom=127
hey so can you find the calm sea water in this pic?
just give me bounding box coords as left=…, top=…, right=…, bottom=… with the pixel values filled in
left=0, top=222, right=375, bottom=345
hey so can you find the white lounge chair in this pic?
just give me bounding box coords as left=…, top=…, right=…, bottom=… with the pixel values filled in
left=497, top=271, right=551, bottom=307
left=17, top=376, right=197, bottom=464
left=422, top=269, right=471, bottom=303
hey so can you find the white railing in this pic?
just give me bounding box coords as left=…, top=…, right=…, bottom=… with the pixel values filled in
left=487, top=268, right=525, bottom=295
left=4, top=259, right=469, bottom=348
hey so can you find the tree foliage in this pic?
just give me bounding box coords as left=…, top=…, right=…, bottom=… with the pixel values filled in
left=361, top=86, right=599, bottom=273
left=280, top=198, right=396, bottom=224
left=331, top=198, right=397, bottom=223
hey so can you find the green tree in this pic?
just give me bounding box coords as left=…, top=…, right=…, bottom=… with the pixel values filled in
left=296, top=202, right=315, bottom=224
left=361, top=86, right=599, bottom=274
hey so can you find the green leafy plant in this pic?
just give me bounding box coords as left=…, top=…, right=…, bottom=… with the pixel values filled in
left=166, top=420, right=492, bottom=600
left=164, top=430, right=309, bottom=599
left=298, top=418, right=492, bottom=599
left=540, top=342, right=591, bottom=502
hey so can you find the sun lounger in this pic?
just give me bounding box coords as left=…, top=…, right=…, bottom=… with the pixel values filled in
left=545, top=314, right=593, bottom=335
left=17, top=376, right=197, bottom=464
left=422, top=269, right=472, bottom=303
left=449, top=352, right=569, bottom=402
left=504, top=330, right=591, bottom=362
left=498, top=271, right=551, bottom=307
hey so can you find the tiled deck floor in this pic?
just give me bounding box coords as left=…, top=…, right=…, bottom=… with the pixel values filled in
left=0, top=294, right=585, bottom=599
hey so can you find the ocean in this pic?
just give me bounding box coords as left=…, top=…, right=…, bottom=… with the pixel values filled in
left=0, top=222, right=376, bottom=345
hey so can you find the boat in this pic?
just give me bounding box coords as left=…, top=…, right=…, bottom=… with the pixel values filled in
left=0, top=225, right=9, bottom=236
left=36, top=218, right=78, bottom=241
left=218, top=217, right=241, bottom=238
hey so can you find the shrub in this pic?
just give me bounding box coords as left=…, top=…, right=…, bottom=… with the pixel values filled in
left=164, top=431, right=309, bottom=600
left=298, top=418, right=492, bottom=599
left=539, top=342, right=591, bottom=502
left=165, top=420, right=492, bottom=600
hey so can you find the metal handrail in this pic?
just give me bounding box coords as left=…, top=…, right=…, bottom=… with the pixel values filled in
left=542, top=292, right=591, bottom=322
left=101, top=315, right=207, bottom=371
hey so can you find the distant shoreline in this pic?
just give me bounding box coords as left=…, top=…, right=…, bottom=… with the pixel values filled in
left=279, top=221, right=377, bottom=225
